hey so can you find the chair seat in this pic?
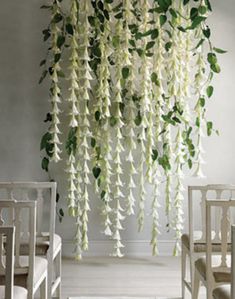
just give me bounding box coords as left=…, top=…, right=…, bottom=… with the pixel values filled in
left=195, top=255, right=231, bottom=283
left=0, top=256, right=48, bottom=289
left=0, top=285, right=27, bottom=299
left=20, top=233, right=62, bottom=256
left=182, top=233, right=231, bottom=253
left=213, top=285, right=231, bottom=299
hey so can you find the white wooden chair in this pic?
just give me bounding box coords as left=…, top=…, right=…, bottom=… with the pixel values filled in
left=0, top=200, right=48, bottom=299
left=182, top=184, right=235, bottom=298
left=212, top=225, right=235, bottom=299
left=0, top=182, right=61, bottom=299
left=193, top=198, right=235, bottom=299
left=0, top=226, right=28, bottom=299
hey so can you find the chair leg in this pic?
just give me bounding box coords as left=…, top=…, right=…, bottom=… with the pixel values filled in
left=190, top=254, right=195, bottom=293
left=40, top=275, right=48, bottom=299
left=55, top=248, right=62, bottom=299
left=192, top=270, right=200, bottom=299
left=47, top=254, right=53, bottom=299
left=207, top=285, right=213, bottom=299
left=181, top=244, right=187, bottom=299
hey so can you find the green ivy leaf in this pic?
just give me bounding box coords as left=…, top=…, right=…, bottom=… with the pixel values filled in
left=52, top=13, right=63, bottom=24
left=151, top=72, right=160, bottom=86
left=44, top=113, right=52, bottom=123
left=152, top=149, right=158, bottom=161
left=54, top=53, right=61, bottom=63
left=40, top=132, right=52, bottom=150
left=199, top=97, right=205, bottom=107
left=95, top=111, right=101, bottom=121
left=39, top=70, right=48, bottom=84
left=207, top=121, right=213, bottom=136
left=59, top=208, right=64, bottom=217
left=206, top=86, right=214, bottom=98
left=198, top=5, right=207, bottom=15
left=160, top=15, right=167, bottom=26
left=146, top=41, right=155, bottom=51
left=158, top=155, right=171, bottom=171
left=213, top=47, right=227, bottom=54
left=91, top=137, right=96, bottom=148
left=190, top=16, right=207, bottom=30
left=165, top=42, right=172, bottom=52
left=135, top=111, right=142, bottom=126
left=211, top=63, right=221, bottom=73
left=93, top=166, right=101, bottom=179
left=101, top=190, right=106, bottom=200
left=205, top=0, right=212, bottom=11
left=151, top=29, right=159, bottom=39
left=195, top=117, right=200, bottom=127
left=188, top=159, right=192, bottom=169
left=169, top=8, right=177, bottom=18
left=207, top=52, right=217, bottom=65
left=190, top=7, right=198, bottom=21
left=57, top=35, right=65, bottom=49
left=122, top=67, right=130, bottom=79
left=41, top=157, right=49, bottom=172
left=66, top=23, right=74, bottom=35
left=178, top=26, right=186, bottom=32
left=42, top=29, right=50, bottom=42
left=40, top=59, right=46, bottom=67
left=203, top=27, right=211, bottom=38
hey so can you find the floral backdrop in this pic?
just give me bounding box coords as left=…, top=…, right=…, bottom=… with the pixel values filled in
left=39, top=0, right=225, bottom=259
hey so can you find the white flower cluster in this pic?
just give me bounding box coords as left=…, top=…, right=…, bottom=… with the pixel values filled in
left=150, top=15, right=164, bottom=255
left=112, top=19, right=125, bottom=257
left=49, top=2, right=62, bottom=163
left=137, top=0, right=152, bottom=232
left=98, top=4, right=113, bottom=237
left=79, top=0, right=93, bottom=251
left=124, top=0, right=137, bottom=216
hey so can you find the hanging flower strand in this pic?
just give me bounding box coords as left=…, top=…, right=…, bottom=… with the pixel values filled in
left=150, top=9, right=165, bottom=256
left=123, top=0, right=137, bottom=216
left=97, top=3, right=113, bottom=237
left=79, top=0, right=93, bottom=251
left=137, top=0, right=152, bottom=232
left=49, top=0, right=63, bottom=163
left=112, top=16, right=125, bottom=258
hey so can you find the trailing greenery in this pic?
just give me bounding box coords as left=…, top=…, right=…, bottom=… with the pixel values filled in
left=40, top=0, right=225, bottom=258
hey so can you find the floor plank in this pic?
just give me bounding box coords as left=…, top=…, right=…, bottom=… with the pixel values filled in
left=62, top=256, right=186, bottom=299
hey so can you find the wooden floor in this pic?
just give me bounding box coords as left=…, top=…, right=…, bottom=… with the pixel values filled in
left=62, top=256, right=204, bottom=299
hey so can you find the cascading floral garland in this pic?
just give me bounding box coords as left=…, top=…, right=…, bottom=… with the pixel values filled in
left=40, top=0, right=225, bottom=258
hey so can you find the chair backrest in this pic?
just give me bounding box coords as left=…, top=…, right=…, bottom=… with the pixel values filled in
left=206, top=199, right=235, bottom=285
left=0, top=226, right=15, bottom=299
left=0, top=200, right=36, bottom=296
left=0, top=182, right=56, bottom=254
left=232, top=225, right=235, bottom=299
left=188, top=184, right=235, bottom=251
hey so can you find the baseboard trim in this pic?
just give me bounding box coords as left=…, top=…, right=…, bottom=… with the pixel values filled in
left=62, top=239, right=176, bottom=258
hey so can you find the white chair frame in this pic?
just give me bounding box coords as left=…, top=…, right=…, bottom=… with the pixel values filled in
left=193, top=199, right=235, bottom=299
left=182, top=184, right=235, bottom=298
left=0, top=226, right=15, bottom=299
left=0, top=200, right=47, bottom=299
left=232, top=225, right=235, bottom=299
left=0, top=182, right=61, bottom=299
left=212, top=225, right=235, bottom=299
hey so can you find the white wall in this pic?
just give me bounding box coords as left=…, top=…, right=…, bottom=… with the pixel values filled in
left=0, top=0, right=234, bottom=257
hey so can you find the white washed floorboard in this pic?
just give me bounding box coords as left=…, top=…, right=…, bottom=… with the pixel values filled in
left=62, top=257, right=206, bottom=299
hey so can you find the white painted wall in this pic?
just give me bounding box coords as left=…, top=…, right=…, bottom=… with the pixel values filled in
left=0, top=0, right=234, bottom=256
